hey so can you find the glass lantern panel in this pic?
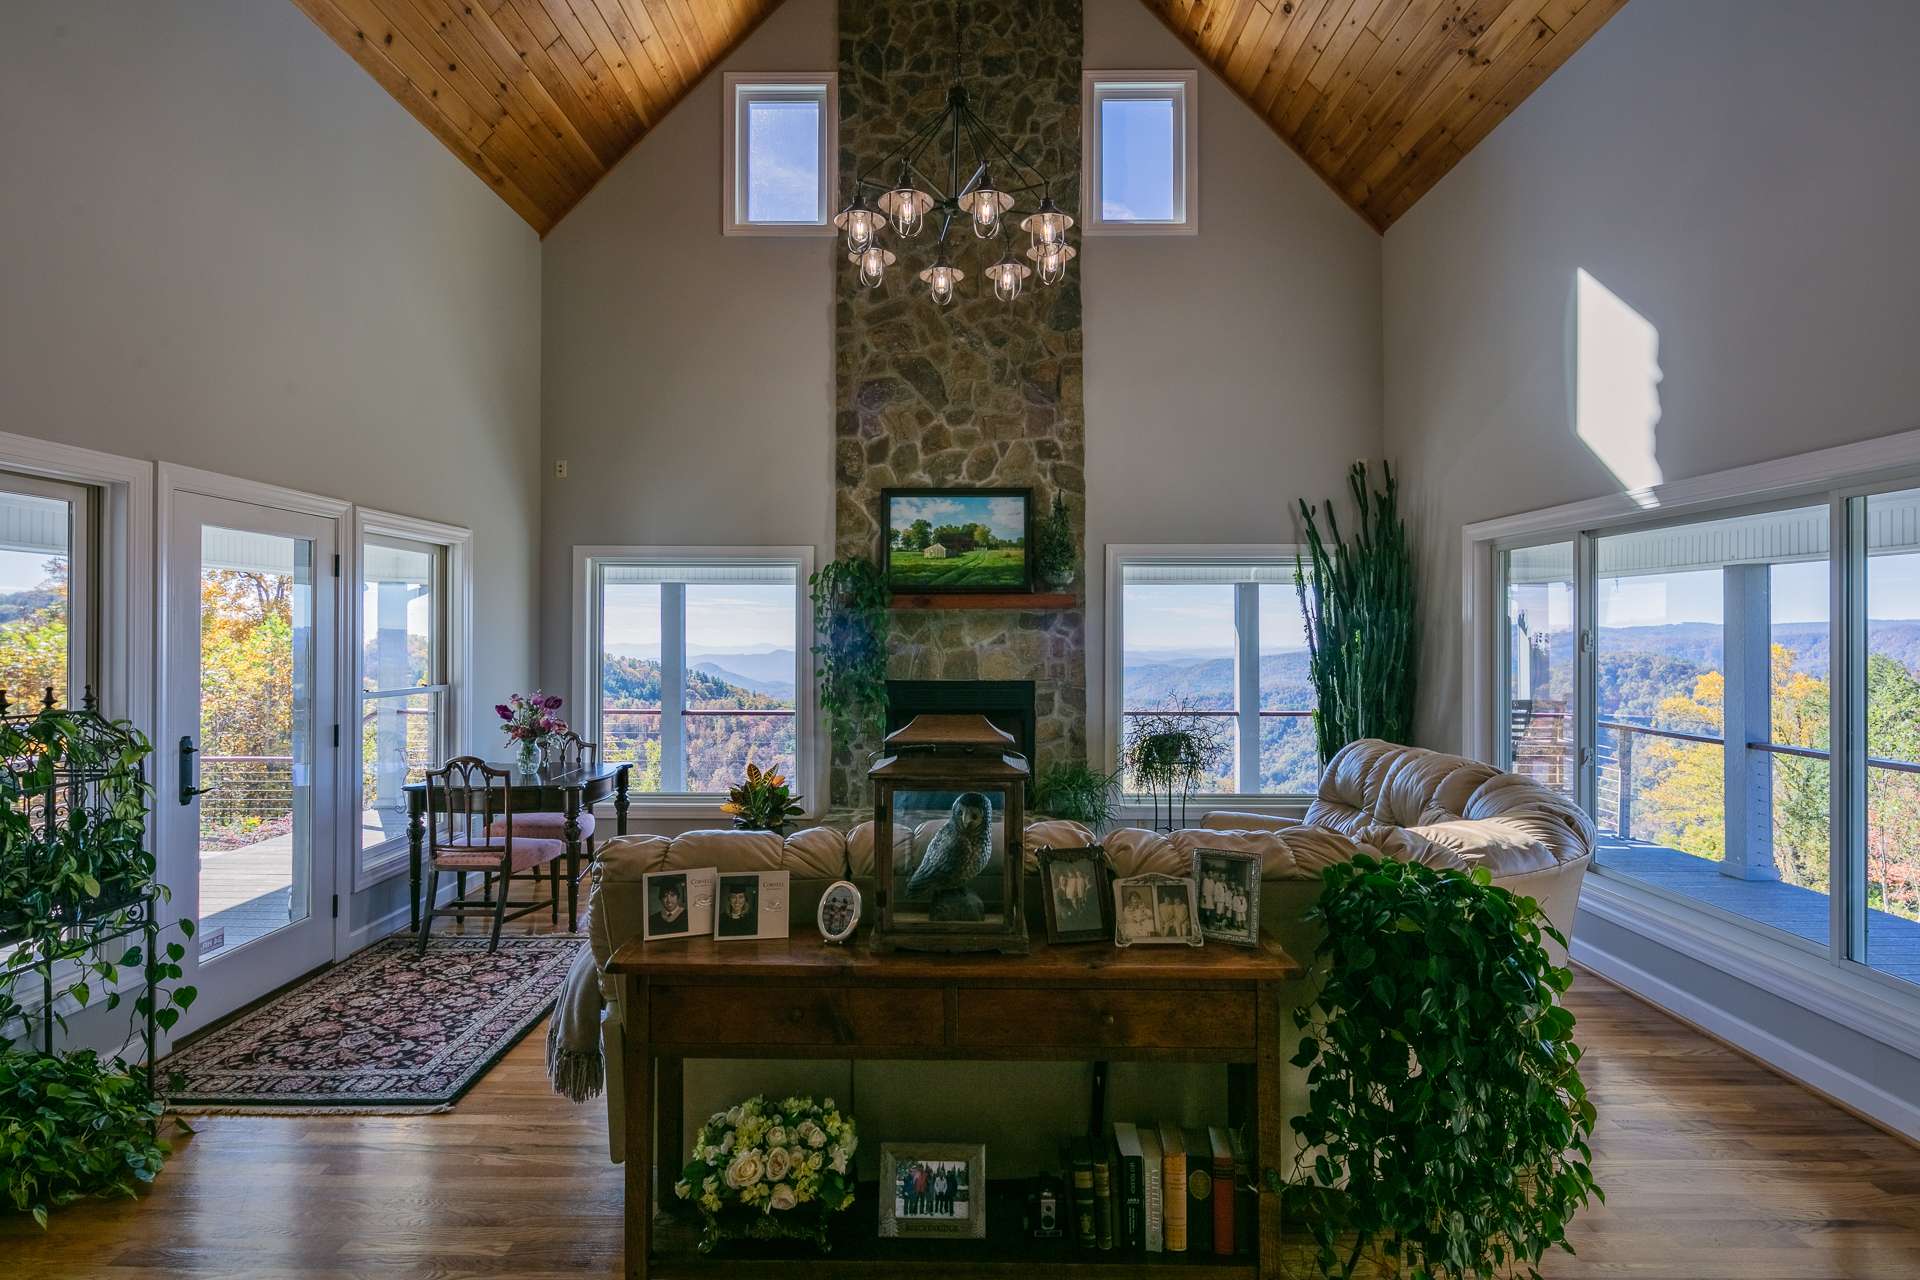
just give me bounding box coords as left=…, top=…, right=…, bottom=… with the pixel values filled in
left=889, top=785, right=1011, bottom=926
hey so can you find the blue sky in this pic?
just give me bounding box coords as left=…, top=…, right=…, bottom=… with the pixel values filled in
left=603, top=583, right=794, bottom=658
left=747, top=99, right=820, bottom=223
left=1124, top=584, right=1309, bottom=656
left=1101, top=98, right=1175, bottom=222
left=889, top=494, right=1025, bottom=542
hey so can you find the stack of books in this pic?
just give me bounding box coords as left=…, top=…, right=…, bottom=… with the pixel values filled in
left=1058, top=1123, right=1252, bottom=1257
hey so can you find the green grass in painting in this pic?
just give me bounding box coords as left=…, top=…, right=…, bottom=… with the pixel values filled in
left=888, top=547, right=1027, bottom=590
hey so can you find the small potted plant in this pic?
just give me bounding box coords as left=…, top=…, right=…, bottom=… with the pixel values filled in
left=495, top=691, right=566, bottom=775
left=1033, top=760, right=1122, bottom=834
left=722, top=759, right=805, bottom=835
left=674, top=1094, right=859, bottom=1253
left=1033, top=493, right=1076, bottom=590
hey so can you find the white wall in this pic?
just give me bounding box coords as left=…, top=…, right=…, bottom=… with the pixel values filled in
left=1383, top=0, right=1920, bottom=752
left=0, top=0, right=544, bottom=935
left=1382, top=0, right=1920, bottom=1136
left=1083, top=0, right=1382, bottom=767
left=537, top=0, right=838, bottom=716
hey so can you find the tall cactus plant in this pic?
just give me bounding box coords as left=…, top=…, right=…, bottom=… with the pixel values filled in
left=1295, top=461, right=1418, bottom=764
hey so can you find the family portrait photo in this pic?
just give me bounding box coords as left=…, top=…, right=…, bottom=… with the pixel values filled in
left=715, top=874, right=760, bottom=939
left=1113, top=873, right=1203, bottom=946
left=894, top=1159, right=971, bottom=1220
left=882, top=488, right=1032, bottom=592
left=1194, top=848, right=1261, bottom=945
left=1039, top=847, right=1110, bottom=943
left=818, top=880, right=861, bottom=942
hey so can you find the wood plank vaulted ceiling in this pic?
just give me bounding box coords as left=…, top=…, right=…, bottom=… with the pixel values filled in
left=291, top=0, right=1627, bottom=236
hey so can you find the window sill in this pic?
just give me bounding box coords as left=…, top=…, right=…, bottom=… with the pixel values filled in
left=593, top=796, right=828, bottom=823
left=1110, top=796, right=1312, bottom=826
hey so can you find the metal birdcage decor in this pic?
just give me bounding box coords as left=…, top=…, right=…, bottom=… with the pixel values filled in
left=869, top=714, right=1029, bottom=955
left=833, top=5, right=1074, bottom=304
left=0, top=686, right=162, bottom=1074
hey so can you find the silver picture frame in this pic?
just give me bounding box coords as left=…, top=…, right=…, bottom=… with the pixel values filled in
left=1192, top=847, right=1262, bottom=947
left=1112, top=871, right=1203, bottom=947
left=878, top=1142, right=987, bottom=1239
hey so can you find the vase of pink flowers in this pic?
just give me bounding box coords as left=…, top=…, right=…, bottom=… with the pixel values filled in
left=497, top=691, right=566, bottom=776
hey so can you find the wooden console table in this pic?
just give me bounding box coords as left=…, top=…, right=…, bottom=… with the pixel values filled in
left=607, top=927, right=1302, bottom=1278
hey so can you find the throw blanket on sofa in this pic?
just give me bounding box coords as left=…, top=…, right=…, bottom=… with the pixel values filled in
left=547, top=942, right=605, bottom=1102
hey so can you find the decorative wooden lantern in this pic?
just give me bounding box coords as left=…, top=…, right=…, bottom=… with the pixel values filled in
left=869, top=713, right=1029, bottom=955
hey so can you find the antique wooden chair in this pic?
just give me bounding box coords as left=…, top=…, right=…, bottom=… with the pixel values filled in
left=420, top=755, right=565, bottom=953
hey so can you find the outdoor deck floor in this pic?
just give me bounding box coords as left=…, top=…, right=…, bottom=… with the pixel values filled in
left=198, top=837, right=295, bottom=955
left=1598, top=837, right=1920, bottom=983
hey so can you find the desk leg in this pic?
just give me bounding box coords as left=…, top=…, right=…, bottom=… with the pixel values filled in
left=624, top=975, right=654, bottom=1280
left=658, top=1056, right=685, bottom=1188
left=564, top=795, right=583, bottom=932
left=615, top=765, right=630, bottom=836
left=407, top=795, right=425, bottom=933
left=1255, top=980, right=1284, bottom=1279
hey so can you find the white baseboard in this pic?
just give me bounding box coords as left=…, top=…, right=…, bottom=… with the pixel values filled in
left=1573, top=933, right=1920, bottom=1143
left=344, top=877, right=458, bottom=953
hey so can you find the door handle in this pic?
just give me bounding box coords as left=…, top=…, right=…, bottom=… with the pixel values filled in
left=179, top=735, right=215, bottom=806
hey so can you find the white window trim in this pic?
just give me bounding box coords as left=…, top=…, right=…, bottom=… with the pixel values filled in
left=0, top=433, right=152, bottom=1018
left=572, top=545, right=818, bottom=818
left=0, top=470, right=93, bottom=709
left=722, top=72, right=839, bottom=236
left=350, top=509, right=472, bottom=892
left=1104, top=544, right=1315, bottom=817
left=1081, top=70, right=1199, bottom=236
left=1461, top=424, right=1920, bottom=1043
left=0, top=432, right=151, bottom=732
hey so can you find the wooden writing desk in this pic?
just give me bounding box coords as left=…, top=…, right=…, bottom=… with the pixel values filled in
left=607, top=927, right=1302, bottom=1278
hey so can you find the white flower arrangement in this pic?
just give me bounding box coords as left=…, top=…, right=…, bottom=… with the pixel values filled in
left=674, top=1094, right=858, bottom=1252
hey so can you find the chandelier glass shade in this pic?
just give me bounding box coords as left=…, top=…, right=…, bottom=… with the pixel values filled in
left=836, top=12, right=1072, bottom=305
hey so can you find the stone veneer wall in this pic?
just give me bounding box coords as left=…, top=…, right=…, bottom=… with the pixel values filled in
left=832, top=0, right=1086, bottom=806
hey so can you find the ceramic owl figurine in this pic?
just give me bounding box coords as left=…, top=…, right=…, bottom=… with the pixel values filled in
left=907, top=791, right=994, bottom=919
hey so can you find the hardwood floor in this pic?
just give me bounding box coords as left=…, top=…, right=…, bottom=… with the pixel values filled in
left=6, top=947, right=1919, bottom=1278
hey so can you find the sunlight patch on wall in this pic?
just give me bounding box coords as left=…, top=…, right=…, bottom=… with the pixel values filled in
left=1575, top=268, right=1664, bottom=506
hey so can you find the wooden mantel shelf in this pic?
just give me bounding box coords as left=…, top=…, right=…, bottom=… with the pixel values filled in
left=889, top=592, right=1077, bottom=611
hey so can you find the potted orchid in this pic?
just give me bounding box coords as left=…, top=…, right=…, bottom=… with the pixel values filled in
left=674, top=1094, right=858, bottom=1254
left=495, top=691, right=566, bottom=775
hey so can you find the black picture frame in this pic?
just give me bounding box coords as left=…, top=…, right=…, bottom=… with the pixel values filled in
left=1037, top=846, right=1113, bottom=944
left=881, top=487, right=1035, bottom=595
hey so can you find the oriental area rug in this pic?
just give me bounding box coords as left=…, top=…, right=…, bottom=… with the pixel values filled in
left=161, top=932, right=582, bottom=1114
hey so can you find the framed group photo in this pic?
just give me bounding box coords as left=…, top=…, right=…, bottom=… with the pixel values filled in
left=1112, top=872, right=1203, bottom=947
left=878, top=1142, right=987, bottom=1239
left=1192, top=847, right=1262, bottom=946
left=1037, top=846, right=1112, bottom=944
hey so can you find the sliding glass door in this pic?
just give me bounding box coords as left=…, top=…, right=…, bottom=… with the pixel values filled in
left=1497, top=484, right=1920, bottom=990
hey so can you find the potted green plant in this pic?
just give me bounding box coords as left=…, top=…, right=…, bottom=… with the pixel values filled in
left=810, top=557, right=890, bottom=748
left=1032, top=493, right=1076, bottom=590
left=1122, top=707, right=1231, bottom=833
left=721, top=759, right=805, bottom=835
left=1296, top=460, right=1417, bottom=764
left=0, top=696, right=197, bottom=1228
left=1033, top=760, right=1122, bottom=833
left=1288, top=855, right=1601, bottom=1279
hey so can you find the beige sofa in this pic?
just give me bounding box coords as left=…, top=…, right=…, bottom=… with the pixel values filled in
left=579, top=739, right=1593, bottom=1163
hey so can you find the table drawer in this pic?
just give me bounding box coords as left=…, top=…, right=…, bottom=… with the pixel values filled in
left=650, top=984, right=945, bottom=1048
left=954, top=988, right=1255, bottom=1052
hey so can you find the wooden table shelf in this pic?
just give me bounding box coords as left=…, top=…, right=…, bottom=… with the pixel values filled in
left=608, top=928, right=1301, bottom=1279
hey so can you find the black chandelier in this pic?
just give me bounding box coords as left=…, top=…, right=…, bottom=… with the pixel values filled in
left=833, top=12, right=1074, bottom=305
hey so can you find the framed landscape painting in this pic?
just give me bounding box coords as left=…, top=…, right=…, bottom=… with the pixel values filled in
left=882, top=488, right=1034, bottom=594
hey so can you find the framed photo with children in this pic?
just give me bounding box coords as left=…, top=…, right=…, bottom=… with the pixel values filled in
left=1192, top=847, right=1262, bottom=946
left=1111, top=872, right=1203, bottom=947
left=878, top=1142, right=987, bottom=1239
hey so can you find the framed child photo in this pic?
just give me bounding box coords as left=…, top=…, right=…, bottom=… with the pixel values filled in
left=1112, top=872, right=1203, bottom=948
left=879, top=1142, right=987, bottom=1239
left=881, top=487, right=1034, bottom=594
left=1037, top=846, right=1112, bottom=944
left=1192, top=847, right=1262, bottom=947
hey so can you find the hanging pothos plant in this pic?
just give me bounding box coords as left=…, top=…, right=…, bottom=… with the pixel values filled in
left=809, top=557, right=891, bottom=750
left=1, top=699, right=197, bottom=1227
left=1296, top=459, right=1418, bottom=764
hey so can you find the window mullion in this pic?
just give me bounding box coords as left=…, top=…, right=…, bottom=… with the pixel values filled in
left=1833, top=495, right=1867, bottom=966
left=661, top=582, right=688, bottom=793
left=1235, top=581, right=1260, bottom=794
left=1575, top=531, right=1599, bottom=819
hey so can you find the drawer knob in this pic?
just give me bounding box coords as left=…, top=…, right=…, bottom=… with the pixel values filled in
left=788, top=1007, right=805, bottom=1024
left=1100, top=1011, right=1116, bottom=1028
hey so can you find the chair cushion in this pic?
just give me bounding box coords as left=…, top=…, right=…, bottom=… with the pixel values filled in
left=489, top=811, right=595, bottom=840
left=432, top=833, right=566, bottom=873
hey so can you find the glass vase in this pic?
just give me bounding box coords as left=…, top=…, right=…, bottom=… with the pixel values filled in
left=516, top=738, right=540, bottom=776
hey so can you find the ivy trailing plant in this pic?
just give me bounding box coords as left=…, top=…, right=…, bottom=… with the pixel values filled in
left=1289, top=855, right=1601, bottom=1280
left=0, top=699, right=197, bottom=1226
left=1032, top=760, right=1122, bottom=833
left=1296, top=460, right=1417, bottom=765
left=809, top=557, right=891, bottom=749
